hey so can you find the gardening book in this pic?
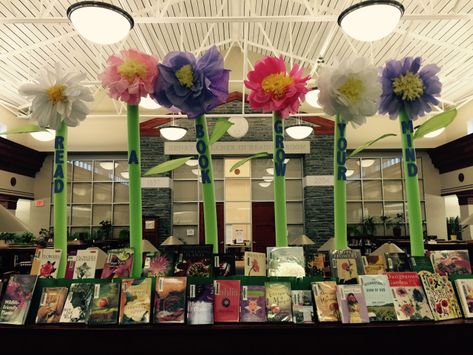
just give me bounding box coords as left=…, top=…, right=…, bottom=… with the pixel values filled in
left=430, top=250, right=472, bottom=276
left=101, top=248, right=134, bottom=279
left=418, top=271, right=462, bottom=321
left=30, top=247, right=43, bottom=276
left=213, top=254, right=236, bottom=277
left=244, top=251, right=266, bottom=276
left=363, top=255, right=386, bottom=275
left=267, top=247, right=305, bottom=277
left=330, top=249, right=364, bottom=284
left=174, top=244, right=213, bottom=277
left=119, top=278, right=152, bottom=325
left=0, top=275, right=37, bottom=325
left=385, top=252, right=413, bottom=272
left=358, top=275, right=396, bottom=321
left=87, top=282, right=120, bottom=325
left=455, top=279, right=473, bottom=318
left=240, top=285, right=267, bottom=322
left=142, top=247, right=177, bottom=277
left=303, top=246, right=330, bottom=277
left=291, top=290, right=314, bottom=324
left=265, top=282, right=292, bottom=322
left=214, top=279, right=240, bottom=322
left=311, top=281, right=340, bottom=322
left=386, top=272, right=434, bottom=321
left=35, top=248, right=62, bottom=278
left=73, top=249, right=98, bottom=279
left=154, top=277, right=187, bottom=324
left=336, top=284, right=370, bottom=324
left=35, top=287, right=68, bottom=324
left=60, top=282, right=94, bottom=323
left=187, top=283, right=214, bottom=325
left=65, top=250, right=77, bottom=279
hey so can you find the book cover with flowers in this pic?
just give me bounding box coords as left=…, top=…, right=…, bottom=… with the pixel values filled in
left=455, top=279, right=473, bottom=318
left=359, top=275, right=396, bottom=321
left=244, top=251, right=266, bottom=276
left=304, top=246, right=330, bottom=277
left=60, top=282, right=94, bottom=323
left=330, top=249, right=364, bottom=284
left=0, top=275, right=37, bottom=325
left=240, top=285, right=267, bottom=322
left=174, top=245, right=212, bottom=277
left=267, top=247, right=305, bottom=277
left=142, top=247, right=177, bottom=277
left=36, top=248, right=62, bottom=279
left=265, top=282, right=292, bottom=322
left=87, top=282, right=120, bottom=325
left=101, top=248, right=134, bottom=279
left=187, top=283, right=214, bottom=325
left=212, top=254, right=236, bottom=277
left=386, top=272, right=433, bottom=321
left=311, top=281, right=340, bottom=322
left=35, top=287, right=68, bottom=324
left=154, top=277, right=187, bottom=324
left=214, top=279, right=240, bottom=322
left=336, top=284, right=370, bottom=324
left=73, top=249, right=98, bottom=279
left=119, top=278, right=152, bottom=325
left=291, top=290, right=314, bottom=324
left=418, top=271, right=462, bottom=321
left=430, top=250, right=472, bottom=276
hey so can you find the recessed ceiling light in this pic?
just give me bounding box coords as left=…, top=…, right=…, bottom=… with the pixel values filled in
left=305, top=89, right=321, bottom=108
left=160, top=126, right=187, bottom=141
left=286, top=124, right=313, bottom=139
left=423, top=127, right=445, bottom=138
left=139, top=96, right=161, bottom=110
left=30, top=129, right=55, bottom=142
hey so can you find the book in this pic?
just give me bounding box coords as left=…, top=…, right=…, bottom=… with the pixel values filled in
left=30, top=247, right=43, bottom=275
left=154, top=277, right=187, bottom=324
left=0, top=275, right=37, bottom=325
left=244, top=251, right=266, bottom=276
left=418, top=271, right=462, bottom=321
left=60, top=283, right=94, bottom=323
left=35, top=287, right=68, bottom=324
left=303, top=246, right=330, bottom=277
left=213, top=254, right=236, bottom=277
left=213, top=279, right=240, bottom=322
left=265, top=282, right=292, bottom=322
left=240, top=285, right=267, bottom=322
left=311, top=281, right=340, bottom=322
left=358, top=275, right=396, bottom=321
left=73, top=249, right=98, bottom=279
left=455, top=279, right=473, bottom=318
left=330, top=249, right=364, bottom=284
left=101, top=248, right=134, bottom=279
left=291, top=290, right=314, bottom=324
left=336, top=285, right=370, bottom=324
left=267, top=247, right=305, bottom=277
left=363, top=255, right=386, bottom=275
left=430, top=250, right=472, bottom=276
left=174, top=245, right=213, bottom=277
left=385, top=252, right=413, bottom=272
left=142, top=247, right=177, bottom=277
left=411, top=255, right=435, bottom=272
left=119, top=278, right=152, bottom=325
left=386, top=272, right=434, bottom=321
left=35, top=248, right=62, bottom=278
left=87, top=282, right=120, bottom=325
left=64, top=250, right=77, bottom=279
left=187, top=283, right=214, bottom=325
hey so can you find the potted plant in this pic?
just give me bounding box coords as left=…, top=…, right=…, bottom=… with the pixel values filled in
left=446, top=216, right=463, bottom=240
left=362, top=216, right=376, bottom=237
left=97, top=220, right=112, bottom=241
left=379, top=215, right=391, bottom=236
left=391, top=213, right=404, bottom=238
left=0, top=232, right=15, bottom=246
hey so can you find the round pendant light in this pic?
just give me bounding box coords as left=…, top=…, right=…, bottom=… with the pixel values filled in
left=30, top=129, right=55, bottom=142
left=227, top=116, right=249, bottom=138
left=305, top=89, right=322, bottom=108
left=185, top=159, right=199, bottom=167
left=67, top=1, right=134, bottom=45
left=139, top=96, right=161, bottom=110
left=338, top=1, right=404, bottom=42
left=286, top=124, right=313, bottom=140
left=160, top=126, right=188, bottom=141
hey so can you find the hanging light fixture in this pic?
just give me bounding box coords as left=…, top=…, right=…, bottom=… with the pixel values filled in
left=185, top=159, right=199, bottom=167
left=100, top=162, right=118, bottom=170
left=286, top=117, right=313, bottom=140
left=305, top=88, right=321, bottom=108
left=423, top=127, right=445, bottom=138
left=67, top=1, right=134, bottom=45
left=30, top=129, right=55, bottom=142
left=139, top=95, right=161, bottom=110
left=338, top=1, right=404, bottom=42
left=159, top=117, right=187, bottom=141
left=259, top=182, right=271, bottom=188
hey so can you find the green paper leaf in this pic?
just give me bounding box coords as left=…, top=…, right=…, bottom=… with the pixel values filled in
left=229, top=152, right=270, bottom=172
left=0, top=124, right=45, bottom=135
left=209, top=118, right=234, bottom=145
left=143, top=156, right=192, bottom=176
left=348, top=133, right=397, bottom=158
left=413, top=108, right=457, bottom=140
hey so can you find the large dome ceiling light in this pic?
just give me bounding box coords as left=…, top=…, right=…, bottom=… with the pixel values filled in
left=67, top=1, right=134, bottom=45
left=305, top=88, right=322, bottom=108
left=338, top=1, right=404, bottom=42
left=159, top=116, right=188, bottom=141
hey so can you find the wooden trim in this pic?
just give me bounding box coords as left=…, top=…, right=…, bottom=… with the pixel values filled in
left=429, top=133, right=473, bottom=174
left=0, top=137, right=46, bottom=177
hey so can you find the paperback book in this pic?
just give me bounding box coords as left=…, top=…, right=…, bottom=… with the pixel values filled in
left=267, top=247, right=305, bottom=277
left=455, top=279, right=473, bottom=318
left=101, top=248, right=134, bottom=279
left=37, top=249, right=62, bottom=278
left=291, top=290, right=314, bottom=324
left=212, top=254, right=236, bottom=277
left=0, top=275, right=37, bottom=325
left=35, top=287, right=68, bottom=324
left=265, top=282, right=292, bottom=322
left=430, top=250, right=472, bottom=276
left=87, top=282, right=120, bottom=325
left=142, top=247, right=177, bottom=277
left=64, top=250, right=77, bottom=279
left=363, top=255, right=386, bottom=275
left=30, top=247, right=43, bottom=276
left=418, top=271, right=462, bottom=321
left=174, top=245, right=213, bottom=277
left=244, top=251, right=266, bottom=276
left=119, top=278, right=152, bottom=325
left=73, top=249, right=98, bottom=279
left=214, top=279, right=240, bottom=322
left=336, top=284, right=370, bottom=324
left=154, top=277, right=187, bottom=324
left=330, top=249, right=364, bottom=284
left=303, top=246, right=330, bottom=277
left=187, top=283, right=214, bottom=325
left=311, top=281, right=340, bottom=322
left=240, top=285, right=267, bottom=322
left=386, top=272, right=433, bottom=321
left=60, top=283, right=94, bottom=323
left=385, top=252, right=413, bottom=272
left=359, top=275, right=396, bottom=321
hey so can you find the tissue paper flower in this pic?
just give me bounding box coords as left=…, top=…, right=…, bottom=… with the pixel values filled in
left=152, top=46, right=230, bottom=118
left=379, top=57, right=442, bottom=120
left=245, top=56, right=310, bottom=118
left=317, top=57, right=381, bottom=126
left=99, top=49, right=158, bottom=105
left=18, top=63, right=93, bottom=130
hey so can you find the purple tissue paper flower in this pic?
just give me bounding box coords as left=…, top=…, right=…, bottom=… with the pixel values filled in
left=379, top=57, right=442, bottom=120
left=152, top=46, right=230, bottom=118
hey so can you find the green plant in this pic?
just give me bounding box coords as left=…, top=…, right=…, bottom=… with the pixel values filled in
left=362, top=216, right=376, bottom=236
left=347, top=224, right=361, bottom=237
left=446, top=216, right=463, bottom=239
left=118, top=228, right=130, bottom=241
left=98, top=220, right=112, bottom=240
left=391, top=213, right=404, bottom=228
left=13, top=231, right=35, bottom=244
left=0, top=232, right=15, bottom=242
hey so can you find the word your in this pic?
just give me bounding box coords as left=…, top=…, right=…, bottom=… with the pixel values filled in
left=336, top=123, right=347, bottom=181
left=53, top=136, right=65, bottom=193
left=401, top=120, right=418, bottom=177
left=196, top=123, right=211, bottom=184
left=274, top=120, right=286, bottom=177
